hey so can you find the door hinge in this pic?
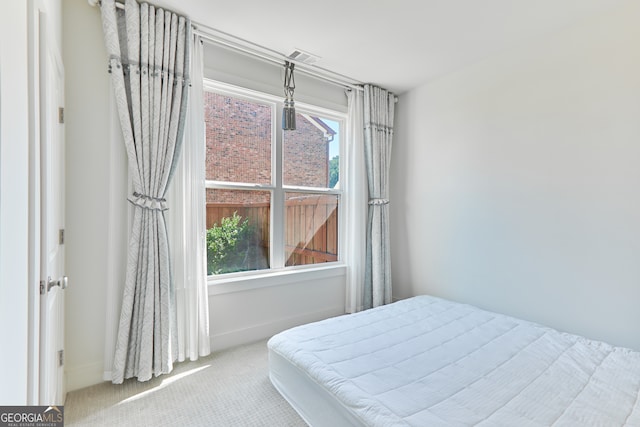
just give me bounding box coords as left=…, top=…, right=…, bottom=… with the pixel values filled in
left=59, top=229, right=65, bottom=245
left=58, top=350, right=64, bottom=367
left=39, top=280, right=46, bottom=295
left=58, top=107, right=64, bottom=124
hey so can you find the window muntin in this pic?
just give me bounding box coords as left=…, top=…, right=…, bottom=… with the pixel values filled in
left=204, top=81, right=343, bottom=277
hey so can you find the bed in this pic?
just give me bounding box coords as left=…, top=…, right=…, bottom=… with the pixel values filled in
left=268, top=295, right=640, bottom=426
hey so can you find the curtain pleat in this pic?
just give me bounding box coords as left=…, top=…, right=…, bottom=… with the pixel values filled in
left=100, top=0, right=191, bottom=383
left=363, top=85, right=395, bottom=309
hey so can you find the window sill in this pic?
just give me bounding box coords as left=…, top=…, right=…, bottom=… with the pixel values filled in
left=207, top=263, right=347, bottom=296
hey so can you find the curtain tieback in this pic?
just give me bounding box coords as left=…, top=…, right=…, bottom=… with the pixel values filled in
left=128, top=192, right=168, bottom=211
left=368, top=198, right=389, bottom=206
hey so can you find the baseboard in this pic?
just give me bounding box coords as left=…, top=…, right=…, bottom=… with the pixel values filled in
left=65, top=360, right=105, bottom=393
left=65, top=306, right=345, bottom=392
left=211, top=306, right=345, bottom=352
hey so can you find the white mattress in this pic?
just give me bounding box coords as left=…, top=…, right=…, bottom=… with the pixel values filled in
left=268, top=295, right=640, bottom=426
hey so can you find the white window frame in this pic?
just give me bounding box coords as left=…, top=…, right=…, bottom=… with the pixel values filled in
left=204, top=79, right=347, bottom=291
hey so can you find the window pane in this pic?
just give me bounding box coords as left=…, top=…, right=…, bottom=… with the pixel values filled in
left=283, top=114, right=340, bottom=188
left=206, top=189, right=270, bottom=275
left=284, top=192, right=338, bottom=267
left=204, top=91, right=272, bottom=185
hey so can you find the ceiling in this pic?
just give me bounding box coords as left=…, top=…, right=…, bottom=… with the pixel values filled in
left=154, top=0, right=626, bottom=94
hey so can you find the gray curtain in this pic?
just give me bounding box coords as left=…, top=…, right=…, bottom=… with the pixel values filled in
left=363, top=85, right=395, bottom=309
left=100, top=0, right=191, bottom=383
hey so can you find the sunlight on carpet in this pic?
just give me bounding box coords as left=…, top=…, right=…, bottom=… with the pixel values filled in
left=65, top=340, right=306, bottom=426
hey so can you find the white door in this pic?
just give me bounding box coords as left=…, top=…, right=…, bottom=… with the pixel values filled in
left=34, top=6, right=66, bottom=406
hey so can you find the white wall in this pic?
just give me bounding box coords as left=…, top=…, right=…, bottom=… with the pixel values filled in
left=391, top=0, right=640, bottom=350
left=0, top=0, right=30, bottom=405
left=63, top=0, right=346, bottom=392
left=62, top=0, right=111, bottom=392
left=208, top=268, right=346, bottom=350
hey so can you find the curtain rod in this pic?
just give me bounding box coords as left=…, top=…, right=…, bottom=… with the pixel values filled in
left=88, top=0, right=364, bottom=92
left=192, top=23, right=364, bottom=92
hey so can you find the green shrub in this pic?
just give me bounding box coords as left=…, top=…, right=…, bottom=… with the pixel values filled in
left=329, top=155, right=339, bottom=188
left=206, top=212, right=253, bottom=275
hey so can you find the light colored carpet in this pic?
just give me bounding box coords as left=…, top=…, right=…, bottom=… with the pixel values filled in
left=64, top=339, right=307, bottom=426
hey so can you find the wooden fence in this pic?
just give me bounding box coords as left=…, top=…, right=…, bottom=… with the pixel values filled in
left=206, top=195, right=338, bottom=267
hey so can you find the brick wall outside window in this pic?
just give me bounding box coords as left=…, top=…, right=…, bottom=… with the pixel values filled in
left=283, top=116, right=330, bottom=188
left=204, top=91, right=330, bottom=204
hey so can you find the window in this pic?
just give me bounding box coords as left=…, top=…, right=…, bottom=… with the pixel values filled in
left=204, top=81, right=343, bottom=277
